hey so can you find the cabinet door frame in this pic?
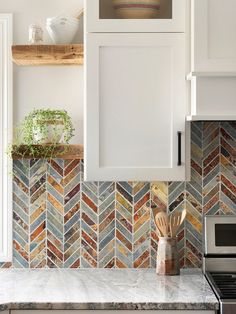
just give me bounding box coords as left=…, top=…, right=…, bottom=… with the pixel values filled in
left=85, top=33, right=186, bottom=182
left=192, top=0, right=236, bottom=72
left=85, top=0, right=186, bottom=33
left=0, top=14, right=13, bottom=262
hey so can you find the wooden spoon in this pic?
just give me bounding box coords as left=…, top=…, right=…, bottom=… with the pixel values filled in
left=155, top=212, right=169, bottom=237
left=144, top=205, right=162, bottom=237
left=170, top=209, right=186, bottom=237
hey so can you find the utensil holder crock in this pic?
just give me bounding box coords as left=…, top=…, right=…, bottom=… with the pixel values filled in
left=156, top=237, right=180, bottom=276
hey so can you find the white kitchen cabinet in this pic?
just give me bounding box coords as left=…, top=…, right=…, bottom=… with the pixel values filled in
left=188, top=0, right=236, bottom=120
left=188, top=76, right=236, bottom=120
left=85, top=0, right=186, bottom=33
left=85, top=33, right=186, bottom=182
left=11, top=310, right=217, bottom=314
left=191, top=0, right=236, bottom=72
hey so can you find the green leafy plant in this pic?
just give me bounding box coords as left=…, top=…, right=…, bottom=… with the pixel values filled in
left=22, top=109, right=75, bottom=144
left=9, top=109, right=75, bottom=160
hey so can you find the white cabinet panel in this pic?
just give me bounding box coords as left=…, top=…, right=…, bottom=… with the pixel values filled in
left=85, top=33, right=186, bottom=181
left=192, top=0, right=236, bottom=72
left=192, top=77, right=236, bottom=116
left=85, top=0, right=186, bottom=33
left=99, top=46, right=172, bottom=168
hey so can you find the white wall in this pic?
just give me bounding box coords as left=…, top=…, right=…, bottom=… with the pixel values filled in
left=0, top=0, right=84, bottom=143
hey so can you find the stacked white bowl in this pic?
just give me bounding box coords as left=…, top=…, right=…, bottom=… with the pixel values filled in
left=46, top=16, right=79, bottom=44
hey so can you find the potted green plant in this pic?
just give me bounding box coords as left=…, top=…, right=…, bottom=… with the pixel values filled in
left=23, top=109, right=75, bottom=144
left=10, top=109, right=75, bottom=159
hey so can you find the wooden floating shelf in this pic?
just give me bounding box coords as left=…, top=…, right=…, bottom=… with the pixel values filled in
left=12, top=44, right=84, bottom=66
left=186, top=115, right=236, bottom=121
left=12, top=144, right=84, bottom=159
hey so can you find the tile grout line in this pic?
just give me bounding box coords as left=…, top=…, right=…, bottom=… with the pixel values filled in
left=29, top=160, right=31, bottom=269
left=132, top=184, right=134, bottom=268
left=63, top=159, right=65, bottom=268
left=219, top=122, right=221, bottom=213
left=80, top=160, right=82, bottom=269
left=184, top=180, right=187, bottom=268
left=201, top=122, right=204, bottom=264
left=97, top=181, right=99, bottom=268
left=46, top=159, right=48, bottom=268
left=167, top=182, right=169, bottom=215
left=149, top=182, right=151, bottom=269
left=79, top=159, right=83, bottom=268
left=115, top=181, right=117, bottom=269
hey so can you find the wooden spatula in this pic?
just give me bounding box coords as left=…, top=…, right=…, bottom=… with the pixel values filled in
left=170, top=209, right=186, bottom=237
left=180, top=208, right=186, bottom=226
left=155, top=212, right=169, bottom=237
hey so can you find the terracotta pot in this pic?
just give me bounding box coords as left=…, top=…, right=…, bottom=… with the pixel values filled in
left=156, top=237, right=180, bottom=276
left=113, top=0, right=161, bottom=19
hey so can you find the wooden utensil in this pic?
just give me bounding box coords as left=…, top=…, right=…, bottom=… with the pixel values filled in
left=155, top=212, right=169, bottom=237
left=180, top=208, right=186, bottom=225
left=75, top=9, right=84, bottom=20
left=144, top=205, right=162, bottom=237
left=170, top=209, right=186, bottom=237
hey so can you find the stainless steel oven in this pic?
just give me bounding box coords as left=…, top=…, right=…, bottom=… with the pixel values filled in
left=204, top=215, right=236, bottom=314
left=204, top=216, right=236, bottom=255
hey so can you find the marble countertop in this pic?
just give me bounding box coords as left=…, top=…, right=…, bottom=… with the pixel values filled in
left=0, top=269, right=218, bottom=311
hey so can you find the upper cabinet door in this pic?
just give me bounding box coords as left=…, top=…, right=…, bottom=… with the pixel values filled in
left=192, top=0, right=236, bottom=72
left=85, top=33, right=186, bottom=182
left=85, top=0, right=185, bottom=33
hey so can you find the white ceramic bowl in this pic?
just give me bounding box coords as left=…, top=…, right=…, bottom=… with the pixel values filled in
left=47, top=16, right=79, bottom=26
left=46, top=20, right=79, bottom=44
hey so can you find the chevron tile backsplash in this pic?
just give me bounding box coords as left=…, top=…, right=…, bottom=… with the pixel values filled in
left=1, top=121, right=236, bottom=268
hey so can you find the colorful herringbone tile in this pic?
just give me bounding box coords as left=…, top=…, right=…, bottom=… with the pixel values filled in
left=5, top=122, right=236, bottom=268
left=185, top=122, right=203, bottom=268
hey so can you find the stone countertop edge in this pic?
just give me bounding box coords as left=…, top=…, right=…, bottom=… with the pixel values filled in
left=0, top=302, right=219, bottom=311
left=0, top=269, right=219, bottom=311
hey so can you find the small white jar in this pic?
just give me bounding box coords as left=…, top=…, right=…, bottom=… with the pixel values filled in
left=29, top=24, right=43, bottom=44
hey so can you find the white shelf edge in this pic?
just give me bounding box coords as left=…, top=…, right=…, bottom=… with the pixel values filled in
left=186, top=115, right=236, bottom=121
left=186, top=71, right=236, bottom=80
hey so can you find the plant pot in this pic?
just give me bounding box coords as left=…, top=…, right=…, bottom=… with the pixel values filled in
left=32, top=119, right=64, bottom=144
left=113, top=0, right=161, bottom=19
left=156, top=237, right=180, bottom=276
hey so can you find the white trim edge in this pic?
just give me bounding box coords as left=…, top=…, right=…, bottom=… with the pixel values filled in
left=0, top=14, right=13, bottom=262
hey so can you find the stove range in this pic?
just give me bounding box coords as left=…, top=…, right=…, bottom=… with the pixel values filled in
left=203, top=216, right=236, bottom=314
left=206, top=272, right=236, bottom=299
left=205, top=272, right=236, bottom=313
